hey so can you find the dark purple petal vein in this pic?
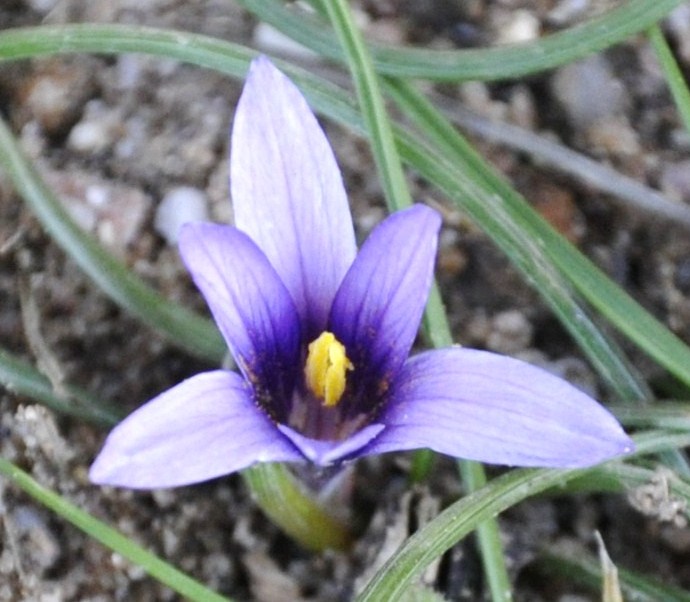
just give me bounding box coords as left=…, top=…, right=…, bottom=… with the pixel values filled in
left=179, top=222, right=300, bottom=417
left=330, top=205, right=441, bottom=408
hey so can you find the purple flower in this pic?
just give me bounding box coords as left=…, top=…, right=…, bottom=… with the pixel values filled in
left=90, top=57, right=633, bottom=489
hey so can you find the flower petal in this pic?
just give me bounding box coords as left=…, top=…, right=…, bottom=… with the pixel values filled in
left=329, top=205, right=441, bottom=407
left=179, top=223, right=300, bottom=419
left=277, top=423, right=385, bottom=465
left=361, top=349, right=634, bottom=468
left=231, top=56, right=356, bottom=338
left=89, top=371, right=304, bottom=489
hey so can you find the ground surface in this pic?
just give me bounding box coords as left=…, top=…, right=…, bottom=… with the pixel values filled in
left=2, top=1, right=690, bottom=600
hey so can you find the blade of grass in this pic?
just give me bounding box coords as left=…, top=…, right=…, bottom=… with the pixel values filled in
left=0, top=457, right=233, bottom=602
left=648, top=24, right=690, bottom=134
left=242, top=0, right=685, bottom=81
left=459, top=461, right=513, bottom=602
left=0, top=116, right=225, bottom=364
left=321, top=0, right=411, bottom=208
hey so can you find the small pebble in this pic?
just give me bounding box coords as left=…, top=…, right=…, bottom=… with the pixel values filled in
left=26, top=0, right=60, bottom=13
left=551, top=55, right=626, bottom=129
left=495, top=9, right=540, bottom=45
left=18, top=61, right=95, bottom=136
left=486, top=310, right=533, bottom=354
left=45, top=169, right=151, bottom=253
left=585, top=117, right=641, bottom=157
left=547, top=0, right=590, bottom=26
left=660, top=159, right=690, bottom=202
left=667, top=4, right=690, bottom=63
left=155, top=186, right=210, bottom=245
left=67, top=101, right=121, bottom=155
left=11, top=506, right=61, bottom=575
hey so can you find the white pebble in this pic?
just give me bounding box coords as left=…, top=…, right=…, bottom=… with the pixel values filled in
left=551, top=55, right=626, bottom=128
left=155, top=187, right=210, bottom=245
left=26, top=0, right=60, bottom=13
left=68, top=121, right=108, bottom=153
left=496, top=10, right=540, bottom=45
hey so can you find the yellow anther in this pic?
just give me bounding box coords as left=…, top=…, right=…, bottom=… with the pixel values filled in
left=305, top=331, right=354, bottom=407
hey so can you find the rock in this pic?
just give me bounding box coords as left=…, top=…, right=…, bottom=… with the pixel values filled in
left=154, top=186, right=210, bottom=245
left=551, top=55, right=627, bottom=129
left=9, top=505, right=62, bottom=575
left=660, top=159, right=690, bottom=203
left=495, top=9, right=540, bottom=44
left=667, top=4, right=690, bottom=64
left=43, top=168, right=152, bottom=254
left=67, top=100, right=122, bottom=155
left=486, top=310, right=533, bottom=354
left=16, top=59, right=96, bottom=136
left=547, top=0, right=590, bottom=26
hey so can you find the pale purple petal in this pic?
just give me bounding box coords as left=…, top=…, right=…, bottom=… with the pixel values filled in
left=178, top=222, right=300, bottom=419
left=330, top=205, right=441, bottom=408
left=231, top=56, right=356, bottom=339
left=89, top=371, right=303, bottom=489
left=359, top=349, right=634, bottom=467
left=277, top=423, right=385, bottom=465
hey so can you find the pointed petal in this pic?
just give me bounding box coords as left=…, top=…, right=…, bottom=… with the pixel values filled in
left=89, top=371, right=304, bottom=489
left=231, top=56, right=356, bottom=338
left=361, top=349, right=634, bottom=468
left=330, top=205, right=441, bottom=405
left=277, top=423, right=384, bottom=465
left=179, top=223, right=300, bottom=419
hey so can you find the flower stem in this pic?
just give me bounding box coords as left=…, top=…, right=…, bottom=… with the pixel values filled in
left=242, top=463, right=352, bottom=551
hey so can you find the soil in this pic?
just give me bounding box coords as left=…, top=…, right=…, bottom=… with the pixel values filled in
left=2, top=1, right=690, bottom=600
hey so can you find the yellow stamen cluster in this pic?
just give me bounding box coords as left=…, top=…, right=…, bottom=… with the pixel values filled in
left=304, top=331, right=353, bottom=407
